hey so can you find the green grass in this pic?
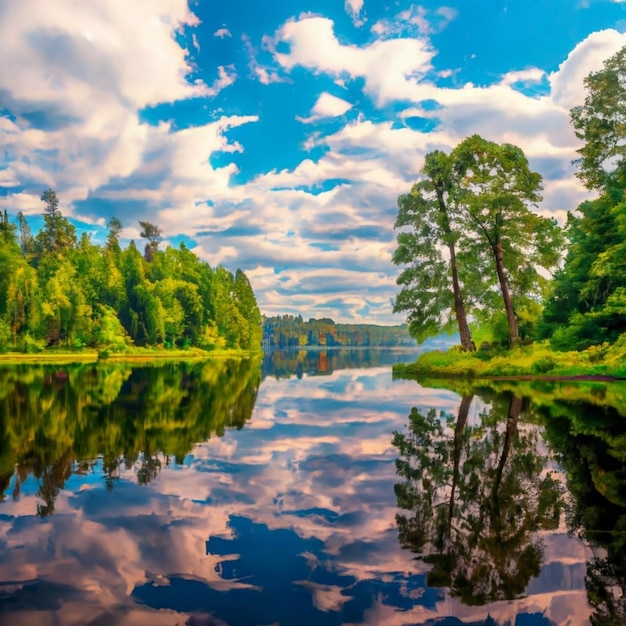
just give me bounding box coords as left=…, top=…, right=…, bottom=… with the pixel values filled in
left=395, top=338, right=626, bottom=380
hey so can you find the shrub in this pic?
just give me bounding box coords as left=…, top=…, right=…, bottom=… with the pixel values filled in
left=531, top=357, right=556, bottom=374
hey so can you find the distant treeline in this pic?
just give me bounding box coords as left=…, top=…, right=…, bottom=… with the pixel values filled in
left=263, top=315, right=417, bottom=348
left=0, top=190, right=262, bottom=353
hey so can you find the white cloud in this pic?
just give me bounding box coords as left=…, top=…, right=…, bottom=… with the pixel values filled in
left=206, top=64, right=238, bottom=96
left=500, top=67, right=546, bottom=85
left=345, top=0, right=365, bottom=25
left=272, top=16, right=434, bottom=106
left=297, top=92, right=353, bottom=123
left=548, top=28, right=626, bottom=109
left=214, top=27, right=232, bottom=38
left=371, top=5, right=457, bottom=38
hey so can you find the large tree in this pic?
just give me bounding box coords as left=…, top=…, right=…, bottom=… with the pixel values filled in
left=393, top=150, right=476, bottom=351
left=452, top=135, right=563, bottom=346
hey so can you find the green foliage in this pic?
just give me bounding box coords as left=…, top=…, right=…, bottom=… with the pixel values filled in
left=394, top=136, right=564, bottom=350
left=0, top=195, right=263, bottom=354
left=539, top=46, right=626, bottom=352
left=452, top=134, right=564, bottom=346
left=530, top=357, right=556, bottom=375
left=393, top=150, right=476, bottom=349
left=397, top=339, right=626, bottom=379
left=570, top=45, right=626, bottom=190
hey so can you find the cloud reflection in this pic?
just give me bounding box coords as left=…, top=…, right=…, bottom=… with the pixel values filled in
left=0, top=362, right=593, bottom=625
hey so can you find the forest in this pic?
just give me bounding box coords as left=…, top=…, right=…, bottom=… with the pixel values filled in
left=0, top=193, right=262, bottom=354
left=262, top=314, right=416, bottom=348
left=393, top=44, right=626, bottom=375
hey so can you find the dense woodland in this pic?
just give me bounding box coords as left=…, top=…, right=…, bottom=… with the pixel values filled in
left=0, top=193, right=262, bottom=353
left=262, top=314, right=417, bottom=348
left=394, top=45, right=626, bottom=357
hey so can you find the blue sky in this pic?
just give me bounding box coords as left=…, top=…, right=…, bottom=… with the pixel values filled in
left=1, top=0, right=626, bottom=323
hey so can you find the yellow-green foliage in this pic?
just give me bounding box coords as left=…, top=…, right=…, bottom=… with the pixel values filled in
left=396, top=336, right=626, bottom=379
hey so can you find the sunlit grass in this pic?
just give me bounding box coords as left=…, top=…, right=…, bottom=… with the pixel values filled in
left=395, top=337, right=626, bottom=379
left=0, top=346, right=261, bottom=365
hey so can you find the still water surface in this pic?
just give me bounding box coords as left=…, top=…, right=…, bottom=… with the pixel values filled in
left=1, top=350, right=625, bottom=625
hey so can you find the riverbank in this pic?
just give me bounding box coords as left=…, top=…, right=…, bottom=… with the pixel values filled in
left=393, top=338, right=626, bottom=380
left=0, top=347, right=262, bottom=365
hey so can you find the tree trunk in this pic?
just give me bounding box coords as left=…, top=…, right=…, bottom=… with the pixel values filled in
left=435, top=186, right=475, bottom=352
left=448, top=242, right=475, bottom=351
left=448, top=395, right=473, bottom=526
left=494, top=240, right=518, bottom=346
left=492, top=395, right=522, bottom=501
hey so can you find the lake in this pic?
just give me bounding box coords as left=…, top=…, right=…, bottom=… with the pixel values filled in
left=1, top=350, right=625, bottom=625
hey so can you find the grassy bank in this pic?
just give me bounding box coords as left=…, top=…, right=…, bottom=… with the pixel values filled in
left=395, top=336, right=626, bottom=379
left=0, top=346, right=261, bottom=366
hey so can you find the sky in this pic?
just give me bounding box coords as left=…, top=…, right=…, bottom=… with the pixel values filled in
left=1, top=0, right=626, bottom=324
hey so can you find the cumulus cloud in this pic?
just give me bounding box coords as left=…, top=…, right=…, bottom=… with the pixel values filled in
left=271, top=16, right=435, bottom=106
left=0, top=0, right=245, bottom=213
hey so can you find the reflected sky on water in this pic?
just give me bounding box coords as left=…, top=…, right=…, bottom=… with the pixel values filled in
left=0, top=355, right=613, bottom=625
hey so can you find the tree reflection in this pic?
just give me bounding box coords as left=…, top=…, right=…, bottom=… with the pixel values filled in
left=539, top=397, right=626, bottom=625
left=393, top=393, right=564, bottom=605
left=0, top=358, right=261, bottom=514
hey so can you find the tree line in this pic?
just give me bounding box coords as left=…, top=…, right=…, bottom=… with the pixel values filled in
left=0, top=193, right=262, bottom=353
left=263, top=314, right=417, bottom=348
left=394, top=45, right=626, bottom=354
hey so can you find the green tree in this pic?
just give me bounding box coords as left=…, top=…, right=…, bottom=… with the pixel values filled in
left=16, top=212, right=35, bottom=256
left=139, top=220, right=162, bottom=262
left=6, top=264, right=40, bottom=346
left=105, top=217, right=123, bottom=255
left=210, top=267, right=249, bottom=349
left=37, top=188, right=77, bottom=254
left=394, top=150, right=476, bottom=350
left=453, top=135, right=564, bottom=345
left=234, top=269, right=263, bottom=350
left=540, top=46, right=626, bottom=350
left=570, top=44, right=626, bottom=191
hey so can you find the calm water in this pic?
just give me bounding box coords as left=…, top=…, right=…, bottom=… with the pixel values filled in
left=1, top=351, right=625, bottom=625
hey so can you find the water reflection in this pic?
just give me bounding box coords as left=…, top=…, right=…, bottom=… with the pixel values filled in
left=0, top=362, right=624, bottom=625
left=393, top=393, right=564, bottom=605
left=0, top=358, right=261, bottom=515
left=537, top=388, right=626, bottom=626
left=262, top=348, right=420, bottom=379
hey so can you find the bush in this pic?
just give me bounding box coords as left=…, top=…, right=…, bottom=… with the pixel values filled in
left=531, top=357, right=556, bottom=374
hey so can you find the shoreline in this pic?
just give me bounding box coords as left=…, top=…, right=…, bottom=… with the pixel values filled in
left=393, top=341, right=626, bottom=381
left=0, top=349, right=262, bottom=365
